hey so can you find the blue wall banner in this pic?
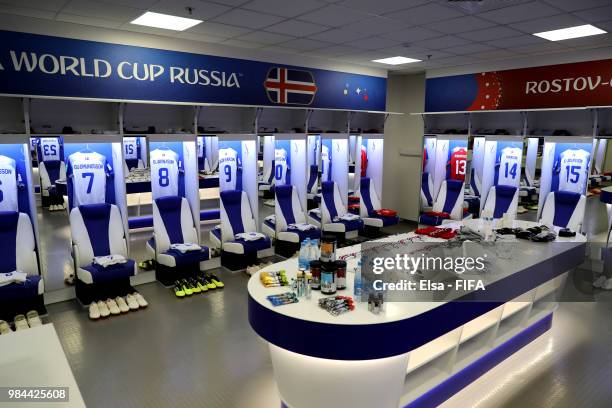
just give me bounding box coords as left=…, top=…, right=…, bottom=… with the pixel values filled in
left=0, top=30, right=387, bottom=111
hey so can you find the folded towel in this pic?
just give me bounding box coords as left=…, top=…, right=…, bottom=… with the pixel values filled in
left=93, top=254, right=127, bottom=268
left=0, top=271, right=27, bottom=287
left=235, top=232, right=266, bottom=241
left=170, top=243, right=201, bottom=253
left=288, top=223, right=315, bottom=231
left=265, top=214, right=276, bottom=223
left=310, top=208, right=321, bottom=216
left=334, top=213, right=359, bottom=222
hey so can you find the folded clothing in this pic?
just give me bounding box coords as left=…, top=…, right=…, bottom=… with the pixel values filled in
left=287, top=223, right=315, bottom=231
left=265, top=214, right=276, bottom=223
left=310, top=208, right=321, bottom=216
left=235, top=232, right=266, bottom=241
left=334, top=213, right=360, bottom=222
left=425, top=211, right=450, bottom=219
left=0, top=271, right=27, bottom=287
left=170, top=243, right=201, bottom=253
left=415, top=226, right=457, bottom=240
left=376, top=209, right=397, bottom=217
left=93, top=254, right=127, bottom=268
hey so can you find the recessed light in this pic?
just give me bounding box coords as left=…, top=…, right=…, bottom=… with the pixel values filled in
left=131, top=11, right=202, bottom=31
left=533, top=24, right=606, bottom=41
left=371, top=56, right=422, bottom=65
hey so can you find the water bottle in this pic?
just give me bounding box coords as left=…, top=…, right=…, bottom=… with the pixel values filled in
left=354, top=260, right=363, bottom=299
left=298, top=239, right=309, bottom=270
left=308, top=239, right=317, bottom=263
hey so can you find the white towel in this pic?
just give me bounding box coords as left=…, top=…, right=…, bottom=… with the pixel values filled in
left=235, top=232, right=266, bottom=241
left=310, top=208, right=321, bottom=216
left=93, top=254, right=127, bottom=268
left=265, top=214, right=276, bottom=223
left=170, top=243, right=201, bottom=253
left=0, top=271, right=27, bottom=287
left=288, top=223, right=315, bottom=231
left=334, top=213, right=359, bottom=222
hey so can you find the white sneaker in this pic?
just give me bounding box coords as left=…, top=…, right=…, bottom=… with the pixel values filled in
left=603, top=278, right=612, bottom=290
left=132, top=292, right=148, bottom=308
left=49, top=205, right=55, bottom=211
left=0, top=320, right=12, bottom=334
left=64, top=271, right=75, bottom=285
left=14, top=315, right=29, bottom=331
left=89, top=302, right=101, bottom=320
left=97, top=300, right=110, bottom=318
left=106, top=299, right=120, bottom=315
left=115, top=296, right=129, bottom=313
left=26, top=310, right=42, bottom=328
left=593, top=275, right=607, bottom=288
left=125, top=294, right=139, bottom=310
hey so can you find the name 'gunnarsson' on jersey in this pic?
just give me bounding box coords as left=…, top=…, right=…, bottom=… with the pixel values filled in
left=67, top=151, right=111, bottom=207
left=150, top=148, right=180, bottom=199
left=39, top=137, right=61, bottom=162
left=219, top=148, right=240, bottom=191
left=496, top=147, right=522, bottom=187
left=0, top=155, right=18, bottom=212
left=558, top=148, right=590, bottom=194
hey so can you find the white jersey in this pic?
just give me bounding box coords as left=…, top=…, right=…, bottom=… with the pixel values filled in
left=321, top=144, right=331, bottom=182
left=123, top=137, right=138, bottom=160
left=274, top=148, right=289, bottom=185
left=39, top=137, right=61, bottom=161
left=68, top=151, right=110, bottom=207
left=0, top=155, right=18, bottom=211
left=497, top=147, right=522, bottom=187
left=197, top=137, right=204, bottom=159
left=150, top=148, right=180, bottom=199
left=219, top=148, right=239, bottom=191
left=558, top=148, right=590, bottom=194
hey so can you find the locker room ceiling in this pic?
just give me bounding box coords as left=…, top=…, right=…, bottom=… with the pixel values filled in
left=1, top=0, right=611, bottom=73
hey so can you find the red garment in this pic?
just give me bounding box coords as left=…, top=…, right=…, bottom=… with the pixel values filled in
left=425, top=211, right=450, bottom=219
left=376, top=209, right=397, bottom=217
left=360, top=145, right=368, bottom=177
left=415, top=226, right=457, bottom=239
left=449, top=147, right=467, bottom=181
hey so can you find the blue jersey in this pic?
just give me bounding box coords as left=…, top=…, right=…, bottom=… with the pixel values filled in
left=150, top=148, right=181, bottom=199
left=0, top=155, right=19, bottom=212
left=67, top=151, right=112, bottom=207
left=38, top=137, right=61, bottom=162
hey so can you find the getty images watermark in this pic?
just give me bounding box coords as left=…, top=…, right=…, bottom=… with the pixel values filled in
left=352, top=238, right=602, bottom=303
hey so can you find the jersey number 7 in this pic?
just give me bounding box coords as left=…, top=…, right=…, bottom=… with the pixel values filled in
left=82, top=172, right=94, bottom=193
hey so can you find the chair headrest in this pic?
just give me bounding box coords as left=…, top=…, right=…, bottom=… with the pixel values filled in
left=220, top=189, right=244, bottom=205
left=554, top=190, right=581, bottom=205
left=79, top=203, right=111, bottom=220
left=495, top=185, right=517, bottom=197
left=156, top=196, right=183, bottom=212
left=275, top=184, right=294, bottom=200
left=321, top=181, right=335, bottom=194
left=446, top=179, right=463, bottom=192
left=360, top=177, right=371, bottom=191
left=43, top=160, right=62, bottom=169
left=0, top=211, right=19, bottom=231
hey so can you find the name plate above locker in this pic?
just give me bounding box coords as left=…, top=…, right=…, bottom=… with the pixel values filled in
left=0, top=30, right=386, bottom=112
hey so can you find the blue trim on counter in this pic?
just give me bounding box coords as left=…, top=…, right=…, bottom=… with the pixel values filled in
left=404, top=313, right=553, bottom=408
left=249, top=243, right=583, bottom=360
